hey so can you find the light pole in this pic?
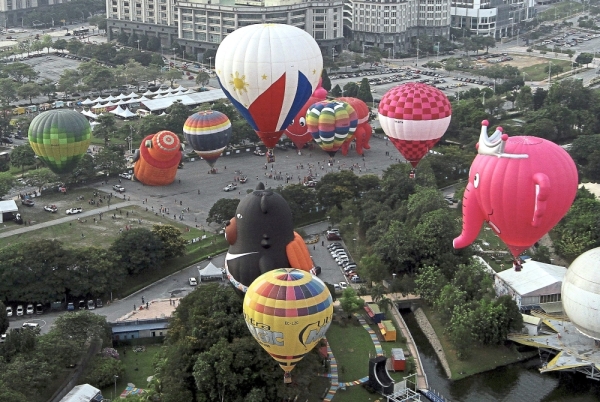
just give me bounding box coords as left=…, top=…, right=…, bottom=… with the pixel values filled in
left=416, top=38, right=420, bottom=67
left=548, top=61, right=552, bottom=87
left=114, top=375, right=119, bottom=400
left=436, top=41, right=440, bottom=61
left=208, top=56, right=213, bottom=73
left=135, top=39, right=140, bottom=51
left=332, top=47, right=335, bottom=63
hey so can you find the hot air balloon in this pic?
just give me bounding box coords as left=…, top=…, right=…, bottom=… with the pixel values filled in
left=28, top=109, right=92, bottom=174
left=378, top=83, right=451, bottom=177
left=306, top=101, right=358, bottom=157
left=215, top=23, right=323, bottom=162
left=453, top=121, right=578, bottom=269
left=243, top=268, right=333, bottom=383
left=183, top=110, right=232, bottom=169
left=284, top=96, right=322, bottom=153
left=337, top=97, right=372, bottom=156
left=133, top=131, right=182, bottom=186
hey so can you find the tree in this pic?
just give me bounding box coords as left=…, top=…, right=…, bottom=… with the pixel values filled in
left=39, top=78, right=56, bottom=101
left=93, top=114, right=117, bottom=146
left=342, top=82, right=359, bottom=97
left=0, top=301, right=8, bottom=335
left=358, top=253, right=388, bottom=285
left=25, top=168, right=59, bottom=193
left=330, top=84, right=342, bottom=97
left=207, top=198, right=240, bottom=225
left=69, top=247, right=125, bottom=298
left=109, top=228, right=165, bottom=274
left=53, top=38, right=68, bottom=53
left=3, top=62, right=38, bottom=83
left=40, top=34, right=53, bottom=54
left=10, top=144, right=36, bottom=174
left=164, top=69, right=183, bottom=86
left=0, top=78, right=18, bottom=106
left=17, top=82, right=41, bottom=104
left=338, top=287, right=364, bottom=316
left=152, top=225, right=187, bottom=259
left=0, top=172, right=14, bottom=199
left=71, top=153, right=97, bottom=183
left=195, top=71, right=210, bottom=87
left=575, top=52, right=594, bottom=66
left=166, top=101, right=190, bottom=134
left=357, top=78, right=373, bottom=104
left=94, top=145, right=127, bottom=176
left=57, top=69, right=81, bottom=97
left=277, top=183, right=317, bottom=221
left=515, top=85, right=533, bottom=111
left=321, top=69, right=331, bottom=91
left=315, top=170, right=360, bottom=210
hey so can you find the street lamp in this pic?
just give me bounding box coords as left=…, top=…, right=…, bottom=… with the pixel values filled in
left=114, top=375, right=119, bottom=400
left=135, top=39, right=140, bottom=51
left=416, top=38, right=420, bottom=67
left=208, top=56, right=213, bottom=72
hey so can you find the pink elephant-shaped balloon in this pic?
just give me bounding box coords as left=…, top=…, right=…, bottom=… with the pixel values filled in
left=336, top=97, right=372, bottom=156
left=453, top=121, right=578, bottom=261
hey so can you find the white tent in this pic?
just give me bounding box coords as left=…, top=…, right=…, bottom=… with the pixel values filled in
left=127, top=92, right=139, bottom=98
left=143, top=90, right=154, bottom=96
left=120, top=108, right=136, bottom=118
left=184, top=89, right=195, bottom=94
left=139, top=96, right=150, bottom=101
left=105, top=95, right=117, bottom=101
left=117, top=93, right=128, bottom=100
left=81, top=109, right=98, bottom=119
left=117, top=100, right=127, bottom=106
left=154, top=94, right=163, bottom=99
left=104, top=101, right=117, bottom=107
left=110, top=105, right=125, bottom=115
left=159, top=111, right=168, bottom=116
left=92, top=96, right=104, bottom=103
left=158, top=88, right=170, bottom=94
left=0, top=200, right=18, bottom=223
left=197, top=262, right=224, bottom=282
left=81, top=98, right=94, bottom=105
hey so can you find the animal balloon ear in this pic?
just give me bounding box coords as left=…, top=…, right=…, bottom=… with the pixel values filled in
left=256, top=183, right=265, bottom=191
left=260, top=193, right=269, bottom=214
left=144, top=140, right=152, bottom=148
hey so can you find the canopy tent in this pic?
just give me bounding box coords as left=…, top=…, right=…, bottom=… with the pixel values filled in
left=143, top=90, right=154, bottom=96
left=92, top=96, right=104, bottom=103
left=103, top=101, right=117, bottom=107
left=127, top=92, right=139, bottom=98
left=117, top=93, right=128, bottom=100
left=141, top=89, right=226, bottom=112
left=120, top=107, right=136, bottom=118
left=105, top=95, right=117, bottom=101
left=198, top=262, right=224, bottom=282
left=81, top=98, right=94, bottom=105
left=81, top=109, right=99, bottom=119
left=117, top=100, right=127, bottom=106
left=138, top=96, right=150, bottom=101
left=110, top=105, right=125, bottom=115
left=184, top=89, right=195, bottom=94
left=126, top=98, right=141, bottom=104
left=0, top=200, right=18, bottom=223
left=158, top=88, right=170, bottom=94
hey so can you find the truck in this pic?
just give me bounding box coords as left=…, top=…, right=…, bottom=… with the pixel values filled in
left=223, top=183, right=237, bottom=192
left=53, top=101, right=64, bottom=109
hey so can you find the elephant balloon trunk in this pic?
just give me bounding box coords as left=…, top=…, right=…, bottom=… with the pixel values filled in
left=453, top=183, right=485, bottom=250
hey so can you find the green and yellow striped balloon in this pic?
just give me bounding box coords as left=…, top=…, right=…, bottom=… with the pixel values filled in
left=28, top=110, right=92, bottom=174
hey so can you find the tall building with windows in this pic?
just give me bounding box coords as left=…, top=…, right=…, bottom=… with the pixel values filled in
left=0, top=0, right=70, bottom=28
left=345, top=0, right=451, bottom=56
left=106, top=0, right=344, bottom=60
left=450, top=0, right=535, bottom=39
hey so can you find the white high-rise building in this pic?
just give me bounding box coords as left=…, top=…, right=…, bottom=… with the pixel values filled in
left=450, top=0, right=535, bottom=39
left=0, top=0, right=70, bottom=28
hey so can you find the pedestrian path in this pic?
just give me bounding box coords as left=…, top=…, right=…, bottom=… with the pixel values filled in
left=321, top=314, right=382, bottom=401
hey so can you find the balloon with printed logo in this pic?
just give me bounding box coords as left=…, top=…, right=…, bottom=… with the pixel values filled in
left=306, top=100, right=358, bottom=157
left=243, top=268, right=333, bottom=383
left=183, top=110, right=232, bottom=168
left=28, top=109, right=92, bottom=174
left=215, top=23, right=323, bottom=161
left=378, top=83, right=451, bottom=168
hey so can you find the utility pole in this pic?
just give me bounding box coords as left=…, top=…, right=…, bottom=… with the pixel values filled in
left=548, top=61, right=552, bottom=86
left=332, top=47, right=335, bottom=63
left=416, top=38, right=420, bottom=67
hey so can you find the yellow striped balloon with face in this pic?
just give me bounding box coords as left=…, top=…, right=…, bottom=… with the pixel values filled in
left=243, top=268, right=333, bottom=380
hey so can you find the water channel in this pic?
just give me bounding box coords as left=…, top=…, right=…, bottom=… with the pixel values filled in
left=400, top=310, right=600, bottom=402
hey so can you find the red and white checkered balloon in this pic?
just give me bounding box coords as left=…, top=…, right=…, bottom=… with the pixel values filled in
left=378, top=83, right=452, bottom=168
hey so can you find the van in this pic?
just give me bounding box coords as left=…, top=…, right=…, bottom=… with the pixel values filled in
left=350, top=276, right=363, bottom=283
left=136, top=109, right=151, bottom=118
left=22, top=322, right=39, bottom=329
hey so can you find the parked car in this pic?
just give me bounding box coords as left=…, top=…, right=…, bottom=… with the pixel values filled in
left=66, top=207, right=83, bottom=215
left=339, top=282, right=348, bottom=290
left=16, top=305, right=23, bottom=316
left=96, top=299, right=103, bottom=308
left=6, top=306, right=12, bottom=317
left=113, top=184, right=125, bottom=193
left=22, top=199, right=35, bottom=207
left=26, top=304, right=34, bottom=314
left=35, top=303, right=43, bottom=314
left=44, top=205, right=58, bottom=213
left=67, top=302, right=75, bottom=311
left=189, top=277, right=198, bottom=286
left=1, top=137, right=13, bottom=144
left=239, top=176, right=248, bottom=183
left=333, top=284, right=342, bottom=294
left=87, top=300, right=95, bottom=310
left=13, top=134, right=24, bottom=140
left=78, top=300, right=85, bottom=310
left=119, top=172, right=132, bottom=180
left=223, top=183, right=237, bottom=192
left=327, top=232, right=341, bottom=240
left=311, top=266, right=321, bottom=276
left=351, top=276, right=363, bottom=283
left=22, top=322, right=39, bottom=329
left=253, top=149, right=265, bottom=156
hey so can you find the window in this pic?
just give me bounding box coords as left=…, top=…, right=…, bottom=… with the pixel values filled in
left=539, top=294, right=562, bottom=303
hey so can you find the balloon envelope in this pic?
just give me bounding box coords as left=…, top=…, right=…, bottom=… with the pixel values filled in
left=215, top=24, right=323, bottom=149
left=284, top=96, right=321, bottom=150
left=453, top=121, right=578, bottom=259
left=134, top=131, right=182, bottom=186
left=306, top=101, right=358, bottom=157
left=28, top=109, right=92, bottom=174
left=243, top=268, right=333, bottom=376
left=378, top=83, right=451, bottom=167
left=183, top=110, right=232, bottom=167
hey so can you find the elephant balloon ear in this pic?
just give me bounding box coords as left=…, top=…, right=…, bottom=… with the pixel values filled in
left=256, top=182, right=265, bottom=191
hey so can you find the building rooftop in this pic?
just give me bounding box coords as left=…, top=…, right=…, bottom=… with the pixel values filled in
left=496, top=260, right=566, bottom=297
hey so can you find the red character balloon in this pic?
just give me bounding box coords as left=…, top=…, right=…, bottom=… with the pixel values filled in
left=378, top=83, right=451, bottom=176
left=453, top=121, right=578, bottom=266
left=337, top=97, right=372, bottom=156
left=285, top=95, right=324, bottom=152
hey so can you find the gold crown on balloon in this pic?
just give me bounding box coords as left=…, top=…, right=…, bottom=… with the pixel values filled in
left=477, top=120, right=528, bottom=159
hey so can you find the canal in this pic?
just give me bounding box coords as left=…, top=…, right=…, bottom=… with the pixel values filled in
left=401, top=310, right=600, bottom=401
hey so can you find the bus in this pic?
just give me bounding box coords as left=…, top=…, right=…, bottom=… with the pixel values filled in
left=73, top=28, right=89, bottom=36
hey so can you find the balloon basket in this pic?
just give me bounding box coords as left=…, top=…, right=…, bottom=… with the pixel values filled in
left=266, top=149, right=275, bottom=163
left=283, top=372, right=292, bottom=384
left=409, top=169, right=416, bottom=179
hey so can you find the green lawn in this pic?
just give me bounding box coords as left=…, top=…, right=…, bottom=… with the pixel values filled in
left=420, top=305, right=537, bottom=380
left=538, top=1, right=583, bottom=22
left=100, top=344, right=162, bottom=400
left=521, top=59, right=573, bottom=81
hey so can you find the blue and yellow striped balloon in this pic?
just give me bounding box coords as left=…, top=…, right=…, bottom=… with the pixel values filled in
left=183, top=110, right=232, bottom=167
left=243, top=268, right=333, bottom=378
left=306, top=101, right=357, bottom=157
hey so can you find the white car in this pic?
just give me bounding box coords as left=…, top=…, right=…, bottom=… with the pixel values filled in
left=223, top=184, right=237, bottom=192
left=6, top=306, right=12, bottom=317
left=16, top=305, right=23, bottom=316
left=66, top=207, right=83, bottom=215
left=26, top=304, right=34, bottom=315
left=189, top=277, right=198, bottom=286
left=339, top=282, right=348, bottom=290
left=113, top=184, right=126, bottom=193
left=119, top=172, right=132, bottom=180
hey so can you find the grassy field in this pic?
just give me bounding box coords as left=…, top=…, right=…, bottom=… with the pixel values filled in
left=100, top=344, right=162, bottom=400
left=521, top=59, right=573, bottom=81
left=538, top=1, right=584, bottom=22
left=420, top=305, right=537, bottom=380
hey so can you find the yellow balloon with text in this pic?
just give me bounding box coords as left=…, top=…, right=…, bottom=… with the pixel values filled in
left=243, top=268, right=333, bottom=382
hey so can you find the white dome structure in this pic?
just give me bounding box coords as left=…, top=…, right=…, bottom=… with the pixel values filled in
left=562, top=247, right=600, bottom=340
